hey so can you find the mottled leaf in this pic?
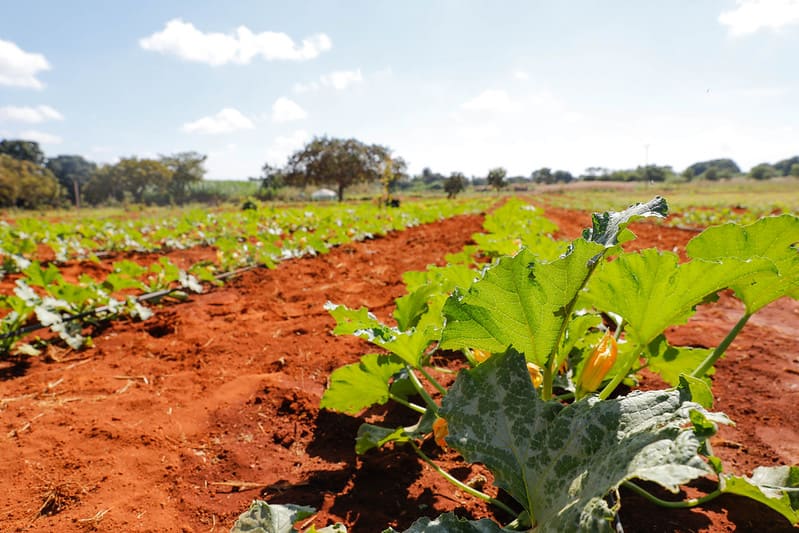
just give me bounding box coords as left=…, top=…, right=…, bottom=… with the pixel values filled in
left=440, top=349, right=727, bottom=532
left=582, top=196, right=668, bottom=248
left=394, top=512, right=506, bottom=532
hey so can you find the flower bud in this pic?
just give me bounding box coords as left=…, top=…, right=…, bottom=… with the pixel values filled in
left=433, top=417, right=449, bottom=448
left=527, top=362, right=543, bottom=388
left=578, top=331, right=618, bottom=393
left=471, top=349, right=492, bottom=364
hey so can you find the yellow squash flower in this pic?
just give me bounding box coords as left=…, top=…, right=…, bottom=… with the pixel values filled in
left=527, top=362, right=543, bottom=388
left=578, top=331, right=618, bottom=394
left=432, top=417, right=449, bottom=448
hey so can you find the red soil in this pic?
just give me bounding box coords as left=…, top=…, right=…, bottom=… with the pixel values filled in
left=0, top=206, right=797, bottom=532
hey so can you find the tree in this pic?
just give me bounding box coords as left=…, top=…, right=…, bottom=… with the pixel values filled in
left=774, top=156, right=799, bottom=176
left=790, top=163, right=799, bottom=177
left=444, top=172, right=467, bottom=199
left=0, top=139, right=46, bottom=166
left=749, top=163, right=777, bottom=181
left=531, top=167, right=553, bottom=184
left=380, top=155, right=408, bottom=204
left=83, top=157, right=172, bottom=204
left=46, top=155, right=97, bottom=208
left=685, top=158, right=740, bottom=180
left=0, top=154, right=61, bottom=208
left=552, top=170, right=574, bottom=183
left=487, top=167, right=507, bottom=192
left=160, top=152, right=206, bottom=204
left=283, top=136, right=390, bottom=201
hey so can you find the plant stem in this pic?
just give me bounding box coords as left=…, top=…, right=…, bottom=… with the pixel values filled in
left=690, top=312, right=751, bottom=379
left=408, top=440, right=518, bottom=519
left=388, top=393, right=427, bottom=414
left=407, top=367, right=439, bottom=414
left=622, top=481, right=722, bottom=508
left=544, top=259, right=601, bottom=400
left=417, top=365, right=449, bottom=397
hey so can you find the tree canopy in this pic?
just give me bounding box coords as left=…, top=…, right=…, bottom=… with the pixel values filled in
left=444, top=171, right=467, bottom=199
left=46, top=155, right=97, bottom=207
left=282, top=136, right=392, bottom=201
left=160, top=151, right=207, bottom=204
left=0, top=139, right=46, bottom=166
left=0, top=154, right=61, bottom=208
left=487, top=167, right=507, bottom=192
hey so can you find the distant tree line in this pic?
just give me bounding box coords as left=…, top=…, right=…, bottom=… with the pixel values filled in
left=3, top=134, right=799, bottom=210
left=0, top=139, right=208, bottom=208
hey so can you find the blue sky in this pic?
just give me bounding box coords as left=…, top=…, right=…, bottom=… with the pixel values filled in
left=1, top=1, right=798, bottom=179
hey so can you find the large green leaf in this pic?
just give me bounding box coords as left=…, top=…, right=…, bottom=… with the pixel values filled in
left=720, top=466, right=799, bottom=525
left=440, top=240, right=604, bottom=366
left=685, top=214, right=799, bottom=313
left=320, top=353, right=406, bottom=415
left=581, top=249, right=775, bottom=346
left=440, top=349, right=727, bottom=532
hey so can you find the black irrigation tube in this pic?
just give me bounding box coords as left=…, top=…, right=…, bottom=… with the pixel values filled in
left=0, top=265, right=259, bottom=344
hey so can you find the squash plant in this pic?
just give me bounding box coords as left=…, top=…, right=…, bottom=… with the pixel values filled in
left=245, top=197, right=799, bottom=532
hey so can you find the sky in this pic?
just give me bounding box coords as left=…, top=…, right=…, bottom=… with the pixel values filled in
left=1, top=0, right=798, bottom=180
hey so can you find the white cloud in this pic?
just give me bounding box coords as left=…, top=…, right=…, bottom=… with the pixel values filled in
left=321, top=69, right=363, bottom=90
left=0, top=39, right=51, bottom=89
left=719, top=0, right=799, bottom=36
left=0, top=105, right=63, bottom=123
left=272, top=97, right=307, bottom=123
left=139, top=18, right=332, bottom=66
left=512, top=69, right=530, bottom=80
left=462, top=89, right=517, bottom=112
left=294, top=68, right=363, bottom=93
left=266, top=129, right=309, bottom=164
left=19, top=130, right=62, bottom=144
left=182, top=107, right=254, bottom=134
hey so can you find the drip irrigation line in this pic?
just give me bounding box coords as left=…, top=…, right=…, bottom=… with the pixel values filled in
left=0, top=264, right=260, bottom=343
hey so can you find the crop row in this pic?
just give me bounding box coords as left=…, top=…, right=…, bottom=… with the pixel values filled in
left=231, top=197, right=799, bottom=532
left=0, top=198, right=491, bottom=358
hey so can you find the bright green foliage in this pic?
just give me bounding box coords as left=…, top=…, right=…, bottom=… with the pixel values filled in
left=324, top=303, right=440, bottom=367
left=685, top=214, right=799, bottom=313
left=395, top=264, right=476, bottom=331
left=441, top=240, right=604, bottom=367
left=471, top=198, right=564, bottom=260
left=720, top=466, right=799, bottom=524
left=440, top=349, right=726, bottom=532
left=230, top=501, right=346, bottom=533
left=581, top=249, right=774, bottom=346
left=320, top=353, right=406, bottom=414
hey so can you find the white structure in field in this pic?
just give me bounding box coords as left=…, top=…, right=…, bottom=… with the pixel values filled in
left=310, top=188, right=337, bottom=201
